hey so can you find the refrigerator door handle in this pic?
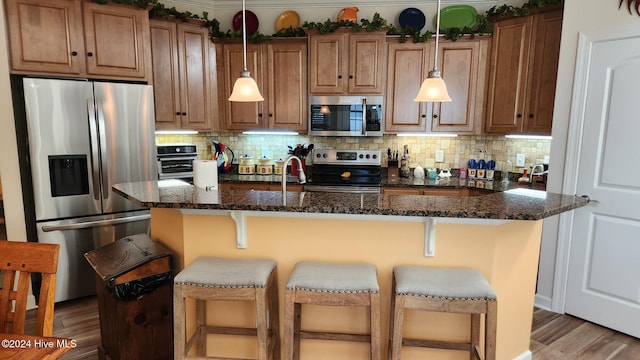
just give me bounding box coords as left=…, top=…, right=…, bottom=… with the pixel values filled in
left=96, top=99, right=109, bottom=200
left=40, top=214, right=151, bottom=232
left=87, top=98, right=101, bottom=201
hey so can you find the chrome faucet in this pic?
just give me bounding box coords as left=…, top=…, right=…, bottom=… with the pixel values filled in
left=281, top=155, right=306, bottom=205
left=530, top=164, right=547, bottom=183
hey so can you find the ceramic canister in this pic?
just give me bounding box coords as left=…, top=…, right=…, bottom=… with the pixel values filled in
left=238, top=155, right=255, bottom=174
left=274, top=159, right=285, bottom=175
left=257, top=157, right=273, bottom=175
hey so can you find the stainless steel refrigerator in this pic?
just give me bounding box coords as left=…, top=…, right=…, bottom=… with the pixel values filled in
left=18, top=78, right=157, bottom=302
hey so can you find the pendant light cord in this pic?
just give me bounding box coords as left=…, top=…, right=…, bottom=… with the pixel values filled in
left=242, top=0, right=248, bottom=72
left=434, top=0, right=442, bottom=72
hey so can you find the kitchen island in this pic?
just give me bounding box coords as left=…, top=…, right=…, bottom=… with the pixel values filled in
left=113, top=180, right=586, bottom=360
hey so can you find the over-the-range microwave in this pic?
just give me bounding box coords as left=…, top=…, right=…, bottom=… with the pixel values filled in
left=308, top=95, right=384, bottom=137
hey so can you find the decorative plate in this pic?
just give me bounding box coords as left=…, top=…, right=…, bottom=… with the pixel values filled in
left=232, top=10, right=259, bottom=35
left=275, top=10, right=300, bottom=32
left=399, top=7, right=426, bottom=31
left=438, top=5, right=478, bottom=31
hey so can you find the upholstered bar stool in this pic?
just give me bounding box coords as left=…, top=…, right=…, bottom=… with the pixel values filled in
left=173, top=257, right=280, bottom=360
left=388, top=266, right=497, bottom=360
left=283, top=261, right=381, bottom=360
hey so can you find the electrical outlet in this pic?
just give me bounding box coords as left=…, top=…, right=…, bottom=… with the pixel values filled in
left=543, top=155, right=550, bottom=164
left=435, top=150, right=444, bottom=163
left=516, top=154, right=526, bottom=167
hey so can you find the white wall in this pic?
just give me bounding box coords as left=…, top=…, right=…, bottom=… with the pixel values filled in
left=537, top=0, right=640, bottom=310
left=0, top=2, right=27, bottom=242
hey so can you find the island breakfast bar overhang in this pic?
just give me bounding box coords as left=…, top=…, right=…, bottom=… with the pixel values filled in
left=113, top=181, right=587, bottom=360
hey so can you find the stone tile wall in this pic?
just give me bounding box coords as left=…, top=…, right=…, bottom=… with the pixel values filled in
left=156, top=133, right=551, bottom=173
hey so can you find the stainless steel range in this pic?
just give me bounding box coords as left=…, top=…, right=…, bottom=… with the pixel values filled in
left=305, top=149, right=382, bottom=193
left=157, top=144, right=198, bottom=181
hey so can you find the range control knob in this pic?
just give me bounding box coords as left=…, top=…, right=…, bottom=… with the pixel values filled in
left=323, top=153, right=328, bottom=158
left=316, top=153, right=322, bottom=158
left=372, top=154, right=378, bottom=159
left=359, top=154, right=364, bottom=159
left=365, top=154, right=370, bottom=159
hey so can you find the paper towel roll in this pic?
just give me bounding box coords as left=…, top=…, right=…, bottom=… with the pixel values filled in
left=193, top=160, right=218, bottom=190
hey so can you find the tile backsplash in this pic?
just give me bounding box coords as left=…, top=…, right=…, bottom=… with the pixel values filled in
left=156, top=133, right=550, bottom=173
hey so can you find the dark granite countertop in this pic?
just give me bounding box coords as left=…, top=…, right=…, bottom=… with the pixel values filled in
left=113, top=180, right=586, bottom=220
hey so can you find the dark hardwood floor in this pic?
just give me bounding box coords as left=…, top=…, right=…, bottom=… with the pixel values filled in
left=26, top=296, right=640, bottom=359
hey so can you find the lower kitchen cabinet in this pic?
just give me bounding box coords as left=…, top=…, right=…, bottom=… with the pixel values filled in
left=219, top=183, right=302, bottom=192
left=385, top=36, right=488, bottom=134
left=382, top=187, right=482, bottom=197
left=217, top=38, right=307, bottom=132
left=150, top=19, right=216, bottom=131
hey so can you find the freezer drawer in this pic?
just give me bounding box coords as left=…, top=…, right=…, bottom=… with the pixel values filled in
left=36, top=211, right=150, bottom=303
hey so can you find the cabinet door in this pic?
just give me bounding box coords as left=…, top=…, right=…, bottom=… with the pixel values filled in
left=308, top=33, right=347, bottom=94
left=5, top=0, right=85, bottom=75
left=267, top=40, right=307, bottom=131
left=385, top=42, right=431, bottom=132
left=149, top=20, right=181, bottom=130
left=524, top=10, right=563, bottom=134
left=82, top=2, right=149, bottom=79
left=484, top=16, right=533, bottom=134
left=177, top=24, right=213, bottom=130
left=222, top=43, right=265, bottom=130
left=432, top=38, right=488, bottom=133
left=348, top=32, right=386, bottom=94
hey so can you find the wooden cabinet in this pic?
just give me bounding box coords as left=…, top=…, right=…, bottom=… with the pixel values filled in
left=484, top=9, right=563, bottom=135
left=218, top=38, right=307, bottom=132
left=385, top=37, right=488, bottom=134
left=382, top=187, right=474, bottom=197
left=308, top=29, right=387, bottom=95
left=219, top=183, right=302, bottom=192
left=5, top=0, right=151, bottom=81
left=150, top=19, right=216, bottom=131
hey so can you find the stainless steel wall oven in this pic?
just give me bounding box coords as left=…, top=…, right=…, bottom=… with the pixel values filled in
left=157, top=144, right=198, bottom=181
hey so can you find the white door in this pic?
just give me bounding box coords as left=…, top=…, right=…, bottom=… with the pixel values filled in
left=564, top=27, right=640, bottom=338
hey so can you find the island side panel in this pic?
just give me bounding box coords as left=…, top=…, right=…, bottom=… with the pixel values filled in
left=151, top=210, right=542, bottom=360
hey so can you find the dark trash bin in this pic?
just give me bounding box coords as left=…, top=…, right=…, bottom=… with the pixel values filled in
left=84, top=233, right=173, bottom=360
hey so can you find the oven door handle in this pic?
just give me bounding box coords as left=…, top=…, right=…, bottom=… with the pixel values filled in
left=158, top=156, right=198, bottom=161
left=361, top=98, right=367, bottom=136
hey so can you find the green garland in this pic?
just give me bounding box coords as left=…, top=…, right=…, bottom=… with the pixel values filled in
left=91, top=0, right=563, bottom=43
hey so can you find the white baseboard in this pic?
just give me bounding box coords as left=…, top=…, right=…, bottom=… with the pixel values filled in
left=513, top=350, right=533, bottom=360
left=535, top=293, right=553, bottom=311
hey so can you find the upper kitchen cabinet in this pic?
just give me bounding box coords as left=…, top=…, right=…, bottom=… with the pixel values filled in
left=484, top=8, right=563, bottom=135
left=308, top=29, right=387, bottom=95
left=218, top=38, right=307, bottom=132
left=5, top=0, right=151, bottom=81
left=431, top=37, right=489, bottom=134
left=150, top=19, right=216, bottom=131
left=385, top=36, right=488, bottom=134
left=384, top=40, right=431, bottom=132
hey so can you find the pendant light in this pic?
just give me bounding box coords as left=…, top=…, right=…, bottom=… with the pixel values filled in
left=414, top=0, right=452, bottom=102
left=228, top=0, right=264, bottom=102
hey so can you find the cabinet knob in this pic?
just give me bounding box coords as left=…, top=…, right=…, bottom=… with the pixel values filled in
left=338, top=75, right=342, bottom=79
left=87, top=52, right=93, bottom=57
left=182, top=112, right=187, bottom=116
left=433, top=114, right=438, bottom=119
left=517, top=114, right=522, bottom=118
left=421, top=115, right=426, bottom=119
left=176, top=112, right=181, bottom=116
left=529, top=114, right=534, bottom=118
left=349, top=75, right=353, bottom=79
left=71, top=51, right=78, bottom=56
left=258, top=113, right=263, bottom=118
left=269, top=113, right=273, bottom=117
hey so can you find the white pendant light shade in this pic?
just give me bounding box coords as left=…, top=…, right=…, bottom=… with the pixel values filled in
left=414, top=70, right=452, bottom=102
left=229, top=70, right=264, bottom=101
left=414, top=0, right=452, bottom=103
left=228, top=0, right=263, bottom=102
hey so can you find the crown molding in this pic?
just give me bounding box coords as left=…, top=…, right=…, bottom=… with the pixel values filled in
left=165, top=0, right=498, bottom=11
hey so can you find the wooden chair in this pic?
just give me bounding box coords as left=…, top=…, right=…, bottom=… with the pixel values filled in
left=283, top=261, right=381, bottom=360
left=388, top=266, right=497, bottom=360
left=0, top=241, right=60, bottom=337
